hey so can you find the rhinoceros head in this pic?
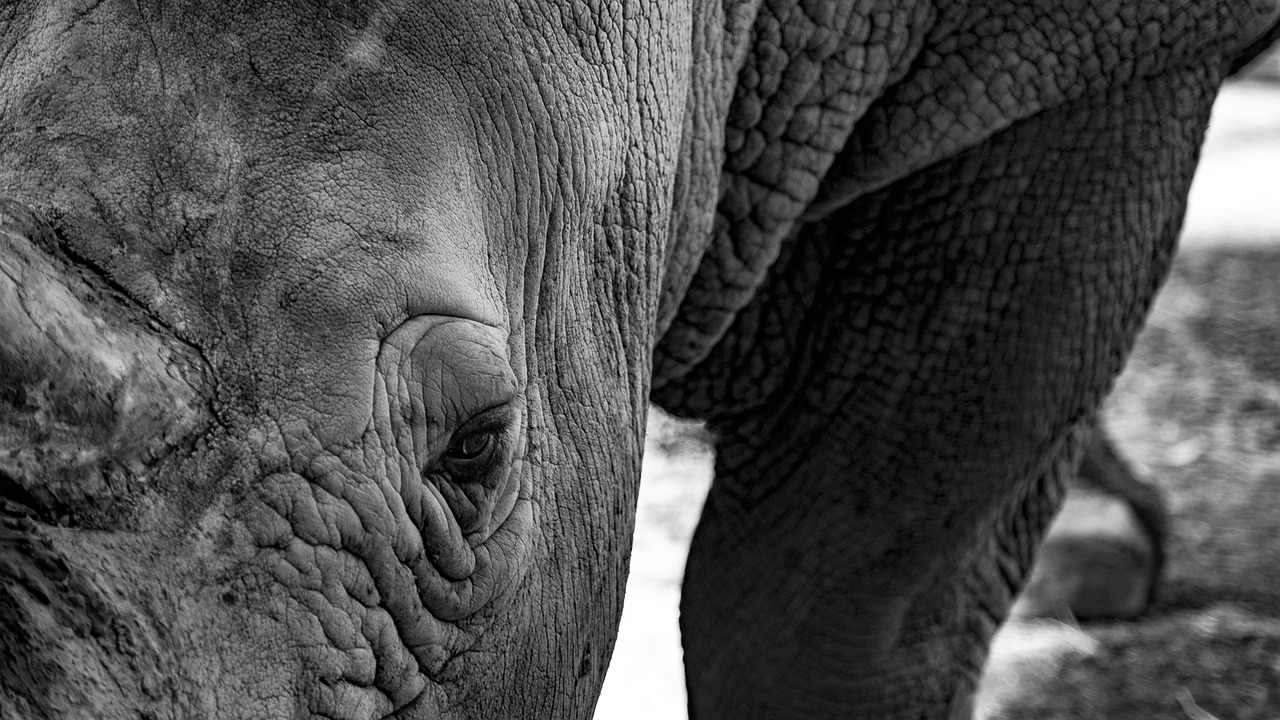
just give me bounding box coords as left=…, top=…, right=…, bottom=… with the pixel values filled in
left=0, top=1, right=703, bottom=716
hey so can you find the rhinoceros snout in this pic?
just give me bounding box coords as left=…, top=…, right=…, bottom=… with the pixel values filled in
left=0, top=201, right=211, bottom=525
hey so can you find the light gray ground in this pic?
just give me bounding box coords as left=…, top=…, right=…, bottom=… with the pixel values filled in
left=594, top=78, right=1280, bottom=720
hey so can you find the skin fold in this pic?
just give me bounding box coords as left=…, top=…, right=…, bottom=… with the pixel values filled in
left=0, top=1, right=1276, bottom=719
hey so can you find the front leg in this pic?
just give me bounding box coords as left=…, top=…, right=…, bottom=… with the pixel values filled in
left=655, top=63, right=1220, bottom=718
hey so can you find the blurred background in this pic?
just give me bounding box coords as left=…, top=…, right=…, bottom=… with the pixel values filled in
left=594, top=51, right=1280, bottom=720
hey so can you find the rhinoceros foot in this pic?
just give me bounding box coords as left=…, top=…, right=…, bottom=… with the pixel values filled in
left=1012, top=427, right=1167, bottom=620
left=1012, top=489, right=1156, bottom=619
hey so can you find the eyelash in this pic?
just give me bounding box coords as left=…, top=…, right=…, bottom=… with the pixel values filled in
left=445, top=429, right=496, bottom=461
left=429, top=409, right=514, bottom=480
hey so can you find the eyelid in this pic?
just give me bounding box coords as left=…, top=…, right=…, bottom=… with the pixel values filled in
left=452, top=403, right=515, bottom=441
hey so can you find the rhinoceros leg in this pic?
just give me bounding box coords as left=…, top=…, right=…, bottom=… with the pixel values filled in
left=655, top=62, right=1218, bottom=718
left=1013, top=425, right=1168, bottom=620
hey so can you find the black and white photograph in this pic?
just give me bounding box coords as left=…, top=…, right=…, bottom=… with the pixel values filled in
left=2, top=2, right=1279, bottom=718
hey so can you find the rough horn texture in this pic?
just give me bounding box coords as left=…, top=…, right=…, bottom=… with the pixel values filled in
left=0, top=201, right=211, bottom=525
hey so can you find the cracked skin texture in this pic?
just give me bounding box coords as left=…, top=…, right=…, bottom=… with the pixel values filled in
left=0, top=1, right=1275, bottom=719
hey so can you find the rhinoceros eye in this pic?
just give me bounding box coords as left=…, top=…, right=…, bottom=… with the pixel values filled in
left=440, top=405, right=512, bottom=471
left=445, top=430, right=495, bottom=461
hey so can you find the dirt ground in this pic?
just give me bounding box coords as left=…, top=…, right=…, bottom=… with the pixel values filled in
left=594, top=76, right=1280, bottom=719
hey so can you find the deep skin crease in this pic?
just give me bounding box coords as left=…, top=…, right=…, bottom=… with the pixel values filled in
left=0, top=1, right=1278, bottom=719
left=0, top=1, right=687, bottom=717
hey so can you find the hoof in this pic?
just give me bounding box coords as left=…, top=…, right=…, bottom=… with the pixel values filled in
left=1011, top=489, right=1156, bottom=620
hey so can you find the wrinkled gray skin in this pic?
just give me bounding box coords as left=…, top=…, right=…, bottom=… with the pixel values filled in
left=0, top=1, right=1277, bottom=719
